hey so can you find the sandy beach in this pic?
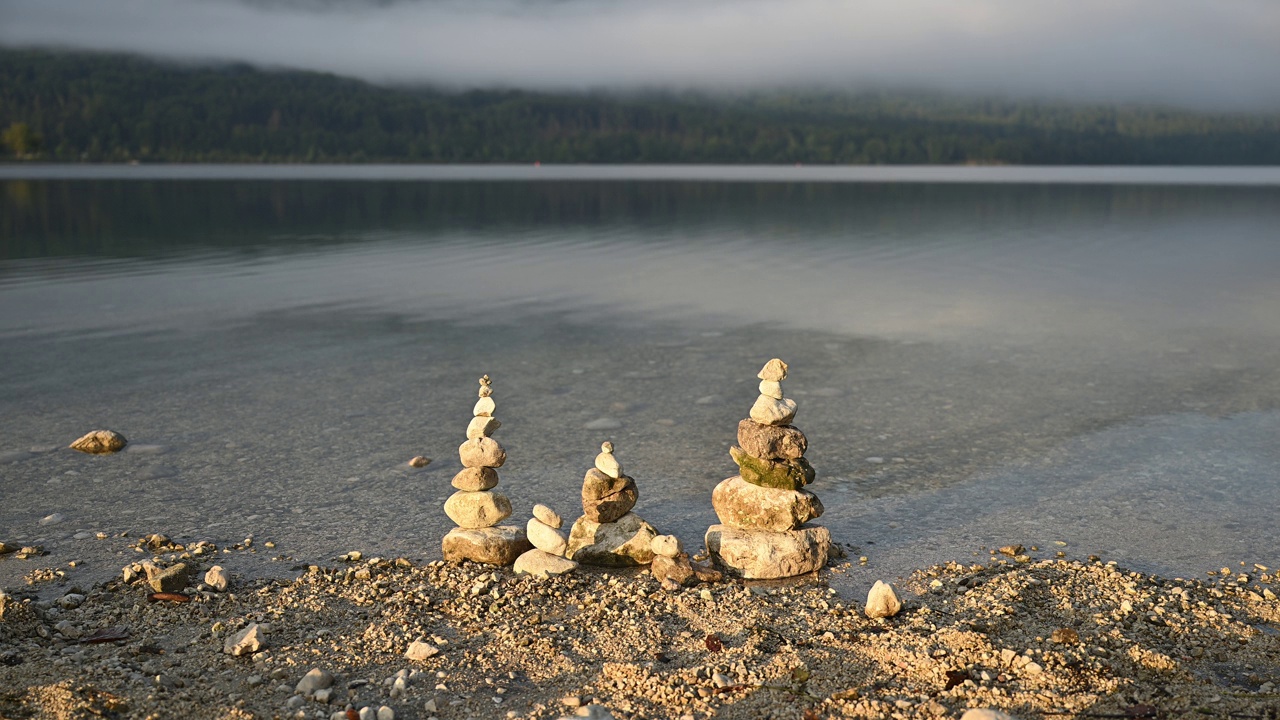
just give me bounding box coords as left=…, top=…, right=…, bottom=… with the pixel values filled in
left=2, top=531, right=1278, bottom=720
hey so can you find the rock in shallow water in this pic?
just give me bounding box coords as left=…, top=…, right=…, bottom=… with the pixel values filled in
left=865, top=580, right=902, bottom=619
left=566, top=512, right=658, bottom=567
left=513, top=548, right=579, bottom=579
left=443, top=490, right=512, bottom=529
left=441, top=526, right=529, bottom=565
left=711, top=475, right=822, bottom=532
left=69, top=430, right=127, bottom=454
left=705, top=524, right=829, bottom=580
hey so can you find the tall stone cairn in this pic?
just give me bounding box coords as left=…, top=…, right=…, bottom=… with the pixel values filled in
left=705, top=358, right=830, bottom=579
left=441, top=375, right=531, bottom=565
left=565, top=442, right=659, bottom=567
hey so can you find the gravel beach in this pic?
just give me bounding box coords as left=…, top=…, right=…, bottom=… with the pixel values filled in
left=2, top=533, right=1277, bottom=720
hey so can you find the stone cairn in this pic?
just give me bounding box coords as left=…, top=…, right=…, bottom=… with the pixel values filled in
left=705, top=358, right=830, bottom=579
left=441, top=375, right=531, bottom=565
left=566, top=442, right=658, bottom=567
left=513, top=503, right=578, bottom=579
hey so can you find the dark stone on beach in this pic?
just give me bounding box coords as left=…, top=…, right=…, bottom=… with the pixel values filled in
left=730, top=446, right=815, bottom=490
left=581, top=469, right=638, bottom=523
left=737, top=419, right=807, bottom=461
left=147, top=562, right=191, bottom=593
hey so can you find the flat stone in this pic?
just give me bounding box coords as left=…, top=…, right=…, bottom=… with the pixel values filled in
left=757, top=358, right=789, bottom=382
left=865, top=580, right=902, bottom=618
left=566, top=512, right=658, bottom=567
left=224, top=623, right=266, bottom=656
left=736, top=419, right=808, bottom=461
left=69, top=430, right=127, bottom=454
left=466, top=416, right=501, bottom=439
left=749, top=395, right=798, bottom=426
left=532, top=503, right=563, bottom=529
left=451, top=466, right=499, bottom=491
left=704, top=524, right=830, bottom=580
left=758, top=380, right=784, bottom=399
left=441, top=526, right=530, bottom=565
left=147, top=562, right=191, bottom=593
left=443, top=490, right=512, bottom=528
left=649, top=534, right=683, bottom=558
left=405, top=640, right=440, bottom=661
left=408, top=455, right=431, bottom=468
left=473, top=396, right=496, bottom=417
left=581, top=469, right=638, bottom=523
left=526, top=518, right=568, bottom=556
left=651, top=553, right=697, bottom=587
left=296, top=668, right=335, bottom=696
left=513, top=549, right=579, bottom=579
left=458, top=438, right=506, bottom=468
left=204, top=565, right=228, bottom=591
left=730, top=445, right=814, bottom=490
left=711, top=476, right=822, bottom=532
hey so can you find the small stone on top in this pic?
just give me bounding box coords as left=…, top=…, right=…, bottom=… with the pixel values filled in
left=595, top=442, right=621, bottom=479
left=757, top=358, right=789, bottom=382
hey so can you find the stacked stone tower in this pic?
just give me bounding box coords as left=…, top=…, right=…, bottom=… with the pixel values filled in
left=705, top=358, right=830, bottom=578
left=441, top=375, right=530, bottom=565
left=566, top=442, right=659, bottom=566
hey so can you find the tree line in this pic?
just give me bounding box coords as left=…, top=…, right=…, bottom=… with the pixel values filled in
left=3, top=49, right=1279, bottom=164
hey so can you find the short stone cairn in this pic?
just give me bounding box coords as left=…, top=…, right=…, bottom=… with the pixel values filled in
left=513, top=504, right=578, bottom=579
left=441, top=375, right=531, bottom=565
left=649, top=534, right=721, bottom=590
left=705, top=358, right=830, bottom=579
left=566, top=442, right=658, bottom=566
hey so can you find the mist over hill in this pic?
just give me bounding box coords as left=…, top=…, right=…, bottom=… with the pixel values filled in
left=2, top=49, right=1279, bottom=164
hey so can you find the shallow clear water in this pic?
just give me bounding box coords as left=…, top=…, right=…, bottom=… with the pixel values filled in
left=2, top=166, right=1279, bottom=595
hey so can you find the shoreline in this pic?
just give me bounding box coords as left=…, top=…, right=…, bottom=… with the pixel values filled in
left=2, top=533, right=1277, bottom=720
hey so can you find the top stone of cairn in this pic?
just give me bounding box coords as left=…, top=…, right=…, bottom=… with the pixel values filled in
left=595, top=442, right=622, bottom=479
left=474, top=375, right=496, bottom=417
left=757, top=358, right=789, bottom=382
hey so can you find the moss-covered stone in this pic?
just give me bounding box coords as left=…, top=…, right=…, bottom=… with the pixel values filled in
left=730, top=445, right=815, bottom=490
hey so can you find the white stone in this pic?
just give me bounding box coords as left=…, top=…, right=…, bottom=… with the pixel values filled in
left=443, top=490, right=512, bottom=529
left=204, top=565, right=229, bottom=591
left=473, top=396, right=496, bottom=417
left=466, top=416, right=501, bottom=439
left=594, top=443, right=621, bottom=479
left=359, top=708, right=375, bottom=720
left=865, top=580, right=902, bottom=618
left=296, top=668, right=335, bottom=696
left=649, top=535, right=683, bottom=558
left=513, top=549, right=578, bottom=579
left=405, top=640, right=440, bottom=661
left=749, top=395, right=797, bottom=426
left=224, top=623, right=266, bottom=656
left=960, top=710, right=1019, bottom=720
left=757, top=358, right=789, bottom=382
left=704, top=524, right=829, bottom=580
left=526, top=518, right=568, bottom=556
left=377, top=706, right=395, bottom=720
left=758, top=380, right=784, bottom=399
left=458, top=437, right=506, bottom=468
left=532, top=504, right=563, bottom=529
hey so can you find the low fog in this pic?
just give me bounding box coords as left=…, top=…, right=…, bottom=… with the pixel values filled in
left=3, top=0, right=1280, bottom=110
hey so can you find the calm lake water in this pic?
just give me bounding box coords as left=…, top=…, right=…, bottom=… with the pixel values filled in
left=3, top=165, right=1279, bottom=595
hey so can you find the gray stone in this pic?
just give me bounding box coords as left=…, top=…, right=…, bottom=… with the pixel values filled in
left=649, top=534, right=683, bottom=558
left=532, top=503, right=563, bottom=529
left=458, top=438, right=506, bottom=468
left=736, top=419, right=808, bottom=461
left=749, top=395, right=797, bottom=426
left=224, top=623, right=266, bottom=656
left=527, top=518, right=568, bottom=555
left=581, top=469, right=638, bottom=524
left=405, top=640, right=439, bottom=661
left=865, top=580, right=902, bottom=619
left=466, top=416, right=501, bottom=440
left=566, top=512, right=658, bottom=567
left=69, top=429, right=127, bottom=454
left=450, top=467, right=499, bottom=492
left=204, top=565, right=229, bottom=592
left=147, top=562, right=191, bottom=593
left=729, top=445, right=814, bottom=490
left=443, top=490, right=512, bottom=529
left=377, top=707, right=395, bottom=720
left=441, top=526, right=530, bottom=565
left=296, top=668, right=335, bottom=696
left=711, top=476, right=822, bottom=532
left=704, top=524, right=830, bottom=580
left=513, top=548, right=579, bottom=579
left=757, top=358, right=789, bottom=382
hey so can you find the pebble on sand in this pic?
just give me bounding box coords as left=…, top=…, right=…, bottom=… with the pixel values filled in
left=224, top=623, right=266, bottom=656
left=69, top=429, right=128, bottom=454
left=405, top=640, right=440, bottom=661
left=865, top=580, right=903, bottom=619
left=204, top=565, right=229, bottom=592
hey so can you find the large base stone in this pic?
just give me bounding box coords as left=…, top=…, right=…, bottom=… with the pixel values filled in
left=566, top=512, right=658, bottom=567
left=513, top=549, right=578, bottom=579
left=704, top=523, right=830, bottom=580
left=441, top=526, right=530, bottom=566
left=711, top=475, right=823, bottom=532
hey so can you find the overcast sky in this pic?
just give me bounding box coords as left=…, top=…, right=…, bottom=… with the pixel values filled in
left=3, top=0, right=1279, bottom=110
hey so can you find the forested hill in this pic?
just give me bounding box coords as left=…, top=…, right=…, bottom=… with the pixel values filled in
left=3, top=49, right=1280, bottom=164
